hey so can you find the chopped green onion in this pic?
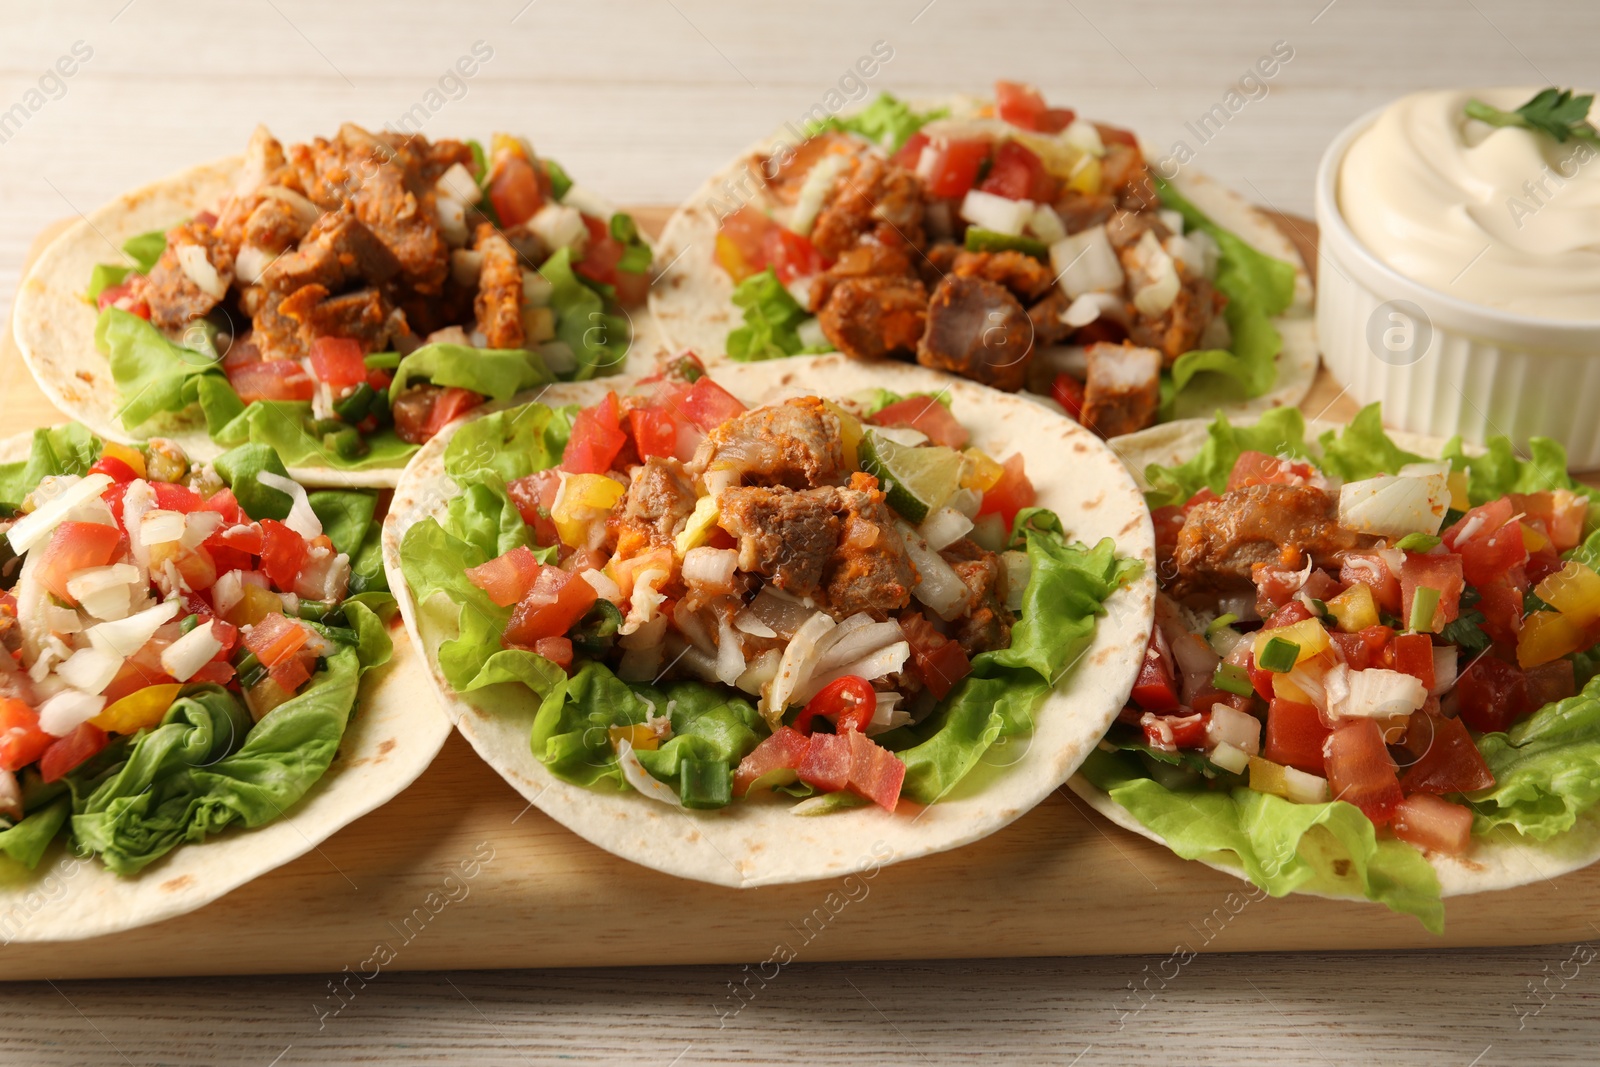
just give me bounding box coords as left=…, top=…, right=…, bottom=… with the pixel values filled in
left=1206, top=613, right=1239, bottom=637
left=1409, top=586, right=1441, bottom=633
left=1307, top=598, right=1328, bottom=617
left=296, top=600, right=336, bottom=622
left=609, top=213, right=639, bottom=245
left=1258, top=637, right=1301, bottom=673
left=545, top=158, right=574, bottom=201
left=963, top=228, right=1049, bottom=258
left=678, top=758, right=731, bottom=809
left=363, top=351, right=401, bottom=371
left=1213, top=662, right=1256, bottom=697
left=178, top=613, right=200, bottom=635
left=1395, top=532, right=1442, bottom=553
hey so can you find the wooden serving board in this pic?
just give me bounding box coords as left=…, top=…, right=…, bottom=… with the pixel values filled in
left=2, top=210, right=1597, bottom=981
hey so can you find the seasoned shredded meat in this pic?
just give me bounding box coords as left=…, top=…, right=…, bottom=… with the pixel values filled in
left=917, top=275, right=1033, bottom=392
left=615, top=457, right=696, bottom=555
left=1170, top=484, right=1379, bottom=596
left=143, top=222, right=235, bottom=330
left=472, top=223, right=525, bottom=350
left=692, top=397, right=845, bottom=490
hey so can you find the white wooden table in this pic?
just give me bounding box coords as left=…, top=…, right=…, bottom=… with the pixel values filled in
left=2, top=1, right=1598, bottom=1062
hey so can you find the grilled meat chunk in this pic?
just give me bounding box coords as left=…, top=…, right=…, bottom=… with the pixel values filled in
left=815, top=275, right=928, bottom=362
left=1127, top=275, right=1227, bottom=363
left=950, top=250, right=1054, bottom=301
left=615, top=457, right=697, bottom=554
left=917, top=275, right=1033, bottom=392
left=275, top=285, right=393, bottom=352
left=718, top=486, right=841, bottom=597
left=810, top=154, right=925, bottom=259
left=1026, top=287, right=1077, bottom=347
left=472, top=223, right=525, bottom=350
left=143, top=221, right=235, bottom=329
left=261, top=207, right=401, bottom=295
left=692, top=397, right=845, bottom=490
left=1081, top=343, right=1161, bottom=438
left=825, top=473, right=917, bottom=619
left=1054, top=191, right=1116, bottom=235
left=940, top=538, right=1014, bottom=655
left=1170, top=484, right=1378, bottom=596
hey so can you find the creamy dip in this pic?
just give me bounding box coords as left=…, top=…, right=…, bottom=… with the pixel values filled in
left=1338, top=87, right=1600, bottom=321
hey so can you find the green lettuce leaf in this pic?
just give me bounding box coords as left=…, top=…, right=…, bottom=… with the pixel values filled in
left=542, top=247, right=629, bottom=380
left=807, top=91, right=947, bottom=152
left=0, top=798, right=70, bottom=869
left=726, top=268, right=827, bottom=361
left=0, top=424, right=102, bottom=511
left=441, top=400, right=575, bottom=485
left=212, top=443, right=295, bottom=521
left=1315, top=403, right=1427, bottom=482
left=1442, top=435, right=1600, bottom=539
left=87, top=264, right=130, bottom=302
left=212, top=400, right=417, bottom=472
left=95, top=307, right=226, bottom=431
left=308, top=490, right=377, bottom=557
left=387, top=344, right=555, bottom=404
left=1143, top=406, right=1312, bottom=509
left=121, top=229, right=168, bottom=273
left=1471, top=674, right=1600, bottom=840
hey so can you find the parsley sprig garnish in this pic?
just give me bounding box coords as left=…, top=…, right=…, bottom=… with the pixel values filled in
left=1464, top=88, right=1599, bottom=147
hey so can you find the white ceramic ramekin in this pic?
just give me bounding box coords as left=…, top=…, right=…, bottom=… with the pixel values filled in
left=1315, top=107, right=1600, bottom=470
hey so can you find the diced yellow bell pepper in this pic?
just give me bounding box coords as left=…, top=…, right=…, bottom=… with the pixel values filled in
left=245, top=677, right=295, bottom=722
left=1253, top=617, right=1331, bottom=666
left=1535, top=562, right=1600, bottom=625
left=608, top=723, right=659, bottom=751
left=101, top=441, right=147, bottom=479
left=1447, top=470, right=1470, bottom=512
left=1517, top=609, right=1588, bottom=669
left=1521, top=521, right=1551, bottom=554
left=228, top=583, right=284, bottom=627
left=491, top=132, right=530, bottom=163
left=92, top=683, right=182, bottom=734
left=1271, top=673, right=1312, bottom=705
left=552, top=473, right=626, bottom=548
left=714, top=233, right=755, bottom=283
left=1067, top=154, right=1101, bottom=195
left=822, top=400, right=861, bottom=470
left=1325, top=583, right=1379, bottom=634
left=1248, top=756, right=1290, bottom=798
left=673, top=494, right=721, bottom=557
left=1011, top=132, right=1085, bottom=182
left=960, top=448, right=1004, bottom=492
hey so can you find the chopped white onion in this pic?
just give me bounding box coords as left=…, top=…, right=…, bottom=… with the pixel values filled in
left=1049, top=225, right=1125, bottom=300
left=745, top=587, right=813, bottom=640
left=1062, top=292, right=1119, bottom=329
left=0, top=770, right=20, bottom=822
left=435, top=162, right=479, bottom=205
left=1209, top=742, right=1250, bottom=774
left=258, top=184, right=320, bottom=227
left=763, top=611, right=836, bottom=726
left=1027, top=204, right=1067, bottom=244
left=735, top=648, right=782, bottom=696
left=255, top=471, right=322, bottom=540
left=1430, top=646, right=1459, bottom=696
left=919, top=507, right=974, bottom=552
left=176, top=243, right=228, bottom=300
left=38, top=689, right=106, bottom=737
left=714, top=615, right=746, bottom=685
left=1061, top=119, right=1105, bottom=156
left=56, top=647, right=122, bottom=696
left=528, top=203, right=588, bottom=254
left=1129, top=231, right=1181, bottom=317
left=1158, top=209, right=1185, bottom=235
left=796, top=316, right=830, bottom=351
left=159, top=620, right=222, bottom=682
left=813, top=616, right=904, bottom=677
left=1335, top=668, right=1428, bottom=721
left=579, top=567, right=623, bottom=604
left=798, top=641, right=909, bottom=706
left=733, top=610, right=777, bottom=639
left=234, top=244, right=272, bottom=285
left=615, top=739, right=683, bottom=807
left=140, top=509, right=187, bottom=546
left=67, top=564, right=143, bottom=621
left=945, top=488, right=982, bottom=520
left=522, top=270, right=554, bottom=307
left=85, top=599, right=179, bottom=659
left=7, top=474, right=114, bottom=554
left=435, top=197, right=469, bottom=247
left=682, top=547, right=739, bottom=593
left=901, top=527, right=972, bottom=621
left=866, top=692, right=912, bottom=737
left=1206, top=705, right=1262, bottom=756
left=866, top=425, right=928, bottom=448
left=619, top=613, right=668, bottom=650
left=180, top=510, right=225, bottom=549
left=789, top=153, right=850, bottom=237
left=1338, top=472, right=1451, bottom=538
left=1283, top=766, right=1331, bottom=804
left=558, top=183, right=616, bottom=217
left=959, top=190, right=1035, bottom=236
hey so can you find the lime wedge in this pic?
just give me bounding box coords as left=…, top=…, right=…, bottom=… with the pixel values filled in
left=858, top=431, right=964, bottom=524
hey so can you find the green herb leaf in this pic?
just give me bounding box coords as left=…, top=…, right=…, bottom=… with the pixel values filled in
left=1465, top=89, right=1600, bottom=146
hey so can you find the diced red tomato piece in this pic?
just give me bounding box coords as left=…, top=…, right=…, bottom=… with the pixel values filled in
left=189, top=660, right=236, bottom=686
left=1511, top=491, right=1589, bottom=553
left=1330, top=625, right=1396, bottom=672
left=1476, top=576, right=1525, bottom=647
left=1252, top=563, right=1311, bottom=614
left=36, top=521, right=123, bottom=602
left=976, top=453, right=1036, bottom=529
left=243, top=612, right=310, bottom=667
left=466, top=545, right=544, bottom=607
left=1391, top=794, right=1475, bottom=854
left=96, top=282, right=151, bottom=319
left=200, top=488, right=248, bottom=525
left=1191, top=688, right=1256, bottom=717
left=716, top=205, right=777, bottom=280
left=900, top=612, right=971, bottom=700
left=993, top=80, right=1077, bottom=133
left=534, top=636, right=574, bottom=671
left=1323, top=719, right=1403, bottom=824
left=366, top=367, right=394, bottom=395
left=796, top=731, right=853, bottom=794
left=503, top=566, right=598, bottom=647
left=102, top=643, right=172, bottom=705
left=209, top=617, right=240, bottom=655
left=846, top=728, right=906, bottom=811
left=268, top=651, right=313, bottom=693
left=1392, top=632, right=1436, bottom=690
left=152, top=481, right=203, bottom=513
left=1525, top=659, right=1578, bottom=710
left=891, top=131, right=929, bottom=170
left=308, top=337, right=368, bottom=389
left=1095, top=123, right=1139, bottom=148
left=628, top=407, right=680, bottom=461
left=575, top=214, right=624, bottom=287
left=39, top=723, right=108, bottom=783
left=1443, top=499, right=1527, bottom=588
left=978, top=139, right=1057, bottom=202
left=0, top=698, right=52, bottom=773
left=208, top=521, right=263, bottom=558
left=258, top=519, right=307, bottom=589
left=759, top=225, right=828, bottom=284
left=1246, top=652, right=1275, bottom=700
left=507, top=470, right=562, bottom=547
left=89, top=455, right=139, bottom=483
left=1399, top=553, right=1465, bottom=633
left=1262, top=601, right=1315, bottom=631
left=1227, top=450, right=1316, bottom=490
left=870, top=396, right=971, bottom=450
left=793, top=676, right=876, bottom=735
left=1265, top=698, right=1331, bottom=776
left=226, top=357, right=315, bottom=404
left=920, top=137, right=991, bottom=199
left=1130, top=632, right=1180, bottom=713
left=1140, top=710, right=1209, bottom=751
left=677, top=377, right=748, bottom=433
left=560, top=392, right=629, bottom=475
left=733, top=726, right=813, bottom=797
left=1339, top=553, right=1403, bottom=615
left=1050, top=373, right=1086, bottom=422
left=1455, top=655, right=1531, bottom=734
left=1397, top=712, right=1494, bottom=795
left=489, top=155, right=543, bottom=227
left=391, top=386, right=482, bottom=445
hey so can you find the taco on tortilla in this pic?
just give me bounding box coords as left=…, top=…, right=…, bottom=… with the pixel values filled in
left=0, top=424, right=446, bottom=941
left=650, top=81, right=1316, bottom=438
left=14, top=125, right=653, bottom=487
left=384, top=353, right=1155, bottom=886
left=1072, top=405, right=1600, bottom=931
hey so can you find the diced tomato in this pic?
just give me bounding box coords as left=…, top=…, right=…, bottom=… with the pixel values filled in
left=243, top=612, right=310, bottom=667
left=1330, top=625, right=1396, bottom=672
left=919, top=137, right=991, bottom=199
left=1456, top=656, right=1530, bottom=734
left=269, top=651, right=313, bottom=693
left=1227, top=450, right=1316, bottom=490
left=1095, top=123, right=1140, bottom=148
left=793, top=676, right=876, bottom=735
left=614, top=267, right=651, bottom=307
left=1392, top=632, right=1436, bottom=690
left=503, top=566, right=598, bottom=647
left=209, top=617, right=240, bottom=655
left=208, top=522, right=263, bottom=558
left=1246, top=652, right=1275, bottom=701
left=901, top=612, right=971, bottom=700
left=189, top=660, right=236, bottom=686
left=733, top=726, right=812, bottom=797
left=534, top=636, right=574, bottom=671
left=1253, top=563, right=1310, bottom=614
left=1391, top=794, right=1475, bottom=854
left=869, top=397, right=970, bottom=449
left=978, top=139, right=1057, bottom=202
left=102, top=642, right=172, bottom=705
left=1443, top=499, right=1527, bottom=589
left=976, top=453, right=1036, bottom=529
left=96, top=282, right=151, bottom=319
left=575, top=214, right=624, bottom=288
left=1399, top=553, right=1464, bottom=634
left=1262, top=601, right=1315, bottom=631
left=846, top=728, right=906, bottom=812
left=152, top=481, right=203, bottom=513
left=489, top=155, right=543, bottom=227
left=628, top=406, right=680, bottom=461
left=1191, top=688, right=1255, bottom=718
left=1476, top=576, right=1525, bottom=646
left=1525, top=659, right=1578, bottom=710
left=716, top=205, right=778, bottom=281
left=308, top=337, right=368, bottom=389
left=226, top=357, right=315, bottom=404
left=1265, top=698, right=1331, bottom=776
left=89, top=455, right=139, bottom=483
left=561, top=393, right=629, bottom=475
left=0, top=698, right=52, bottom=773
left=1130, top=632, right=1180, bottom=713
left=993, top=80, right=1076, bottom=133
left=1140, top=710, right=1209, bottom=751
left=36, top=521, right=123, bottom=602
left=39, top=723, right=108, bottom=783
left=201, top=489, right=248, bottom=525
left=891, top=131, right=929, bottom=170
left=1050, top=373, right=1086, bottom=422
left=466, top=545, right=544, bottom=608
left=796, top=731, right=853, bottom=793
left=759, top=226, right=828, bottom=284
left=1339, top=553, right=1402, bottom=615
left=507, top=470, right=562, bottom=547
left=257, top=519, right=307, bottom=589
left=1526, top=541, right=1565, bottom=585
left=1397, top=712, right=1494, bottom=795
left=1323, top=719, right=1403, bottom=824
left=1511, top=491, right=1589, bottom=553
left=678, top=377, right=747, bottom=432
left=391, top=385, right=482, bottom=445
left=1151, top=505, right=1187, bottom=557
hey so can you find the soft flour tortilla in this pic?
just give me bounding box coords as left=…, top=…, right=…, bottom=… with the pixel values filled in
left=383, top=354, right=1157, bottom=888
left=1068, top=417, right=1600, bottom=899
left=648, top=115, right=1317, bottom=430
left=0, top=430, right=451, bottom=942
left=12, top=154, right=668, bottom=490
